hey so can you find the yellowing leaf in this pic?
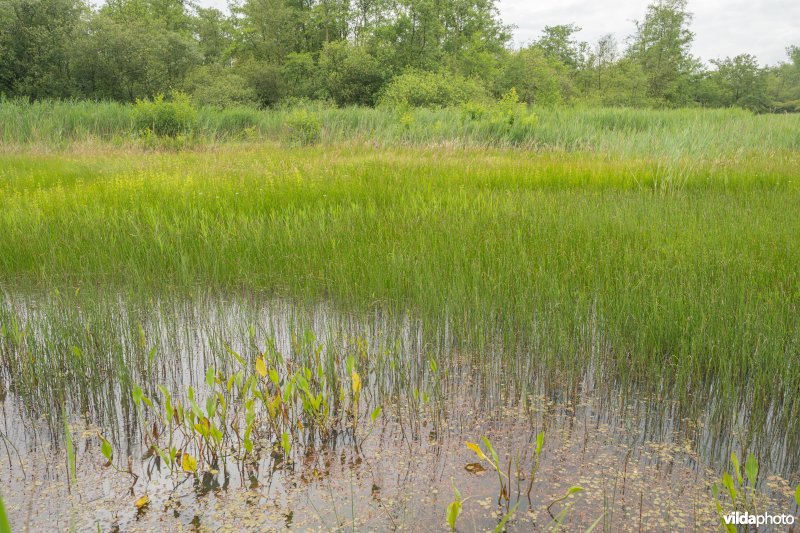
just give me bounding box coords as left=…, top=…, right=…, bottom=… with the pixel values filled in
left=466, top=441, right=488, bottom=461
left=182, top=453, right=198, bottom=473
left=351, top=372, right=362, bottom=396
left=255, top=357, right=267, bottom=378
left=134, top=495, right=150, bottom=509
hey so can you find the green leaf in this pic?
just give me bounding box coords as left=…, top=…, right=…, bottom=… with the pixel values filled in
left=132, top=385, right=143, bottom=406
left=64, top=413, right=76, bottom=484
left=493, top=500, right=520, bottom=533
left=481, top=436, right=499, bottom=464
left=567, top=485, right=584, bottom=495
left=744, top=453, right=758, bottom=486
left=100, top=436, right=113, bottom=461
left=446, top=500, right=462, bottom=531
left=281, top=432, right=292, bottom=457
left=371, top=406, right=382, bottom=423
left=225, top=345, right=245, bottom=366
left=731, top=451, right=743, bottom=486
left=535, top=431, right=545, bottom=456
left=794, top=483, right=799, bottom=507
left=722, top=471, right=737, bottom=502
left=450, top=479, right=461, bottom=502
left=0, top=490, right=11, bottom=533
left=205, top=367, right=215, bottom=388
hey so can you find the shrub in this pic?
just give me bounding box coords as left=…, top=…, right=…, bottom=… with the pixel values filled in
left=133, top=91, right=196, bottom=138
left=285, top=108, right=321, bottom=145
left=379, top=70, right=488, bottom=108
left=319, top=41, right=388, bottom=106
left=186, top=66, right=258, bottom=109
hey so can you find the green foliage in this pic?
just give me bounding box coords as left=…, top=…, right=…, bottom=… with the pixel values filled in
left=185, top=66, right=257, bottom=109
left=319, top=41, right=387, bottom=106
left=0, top=0, right=796, bottom=113
left=497, top=47, right=569, bottom=106
left=285, top=108, right=321, bottom=145
left=379, top=70, right=487, bottom=108
left=628, top=0, right=699, bottom=106
left=133, top=91, right=196, bottom=138
left=0, top=491, right=9, bottom=533
left=446, top=480, right=463, bottom=530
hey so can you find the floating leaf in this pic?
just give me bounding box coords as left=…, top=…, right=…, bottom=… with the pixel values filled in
left=134, top=495, right=150, bottom=509
left=255, top=357, right=267, bottom=378
left=464, top=462, right=486, bottom=475
left=182, top=453, right=198, bottom=473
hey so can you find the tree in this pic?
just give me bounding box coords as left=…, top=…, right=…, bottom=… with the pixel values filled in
left=628, top=0, right=698, bottom=106
left=0, top=0, right=87, bottom=99
left=765, top=45, right=800, bottom=112
left=534, top=24, right=588, bottom=70
left=318, top=40, right=388, bottom=106
left=702, top=54, right=768, bottom=111
left=497, top=47, right=571, bottom=106
left=73, top=0, right=200, bottom=101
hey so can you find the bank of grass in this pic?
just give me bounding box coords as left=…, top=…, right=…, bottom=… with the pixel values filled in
left=1, top=99, right=799, bottom=159
left=0, top=143, right=798, bottom=435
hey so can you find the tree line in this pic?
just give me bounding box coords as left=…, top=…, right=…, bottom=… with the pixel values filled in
left=1, top=0, right=798, bottom=111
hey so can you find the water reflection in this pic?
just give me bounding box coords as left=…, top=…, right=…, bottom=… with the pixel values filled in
left=0, top=291, right=798, bottom=530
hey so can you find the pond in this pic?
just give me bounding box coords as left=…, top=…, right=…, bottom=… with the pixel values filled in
left=0, top=293, right=798, bottom=530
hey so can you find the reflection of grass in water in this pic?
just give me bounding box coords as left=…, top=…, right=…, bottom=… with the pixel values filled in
left=1, top=144, right=798, bottom=453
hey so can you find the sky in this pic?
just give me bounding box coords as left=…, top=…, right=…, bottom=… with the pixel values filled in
left=497, top=0, right=800, bottom=66
left=194, top=0, right=800, bottom=66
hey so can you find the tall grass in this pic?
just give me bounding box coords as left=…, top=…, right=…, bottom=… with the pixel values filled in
left=1, top=99, right=798, bottom=159
left=0, top=144, right=798, bottom=437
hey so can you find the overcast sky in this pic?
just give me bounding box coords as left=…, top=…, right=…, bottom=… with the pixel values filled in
left=196, top=0, right=800, bottom=66
left=498, top=0, right=799, bottom=65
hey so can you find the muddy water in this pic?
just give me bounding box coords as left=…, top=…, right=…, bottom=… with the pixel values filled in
left=0, top=294, right=798, bottom=531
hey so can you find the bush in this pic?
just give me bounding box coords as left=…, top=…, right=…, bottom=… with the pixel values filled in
left=133, top=92, right=196, bottom=138
left=185, top=66, right=258, bottom=109
left=285, top=108, right=321, bottom=145
left=379, top=70, right=488, bottom=108
left=319, top=41, right=388, bottom=106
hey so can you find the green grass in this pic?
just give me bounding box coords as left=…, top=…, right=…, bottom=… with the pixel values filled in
left=0, top=105, right=799, bottom=474
left=2, top=99, right=799, bottom=159
left=1, top=142, right=798, bottom=424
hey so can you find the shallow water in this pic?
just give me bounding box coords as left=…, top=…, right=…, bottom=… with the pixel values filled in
left=0, top=293, right=798, bottom=530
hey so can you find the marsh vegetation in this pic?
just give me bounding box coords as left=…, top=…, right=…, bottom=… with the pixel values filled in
left=0, top=104, right=799, bottom=530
